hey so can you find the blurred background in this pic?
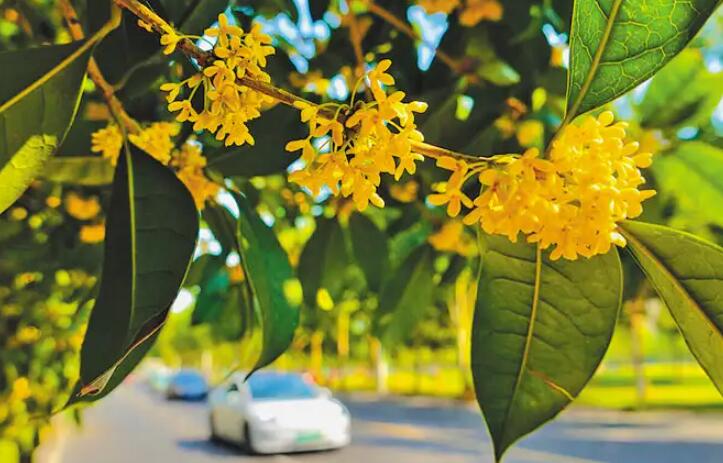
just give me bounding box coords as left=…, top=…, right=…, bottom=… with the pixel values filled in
left=1, top=0, right=721, bottom=462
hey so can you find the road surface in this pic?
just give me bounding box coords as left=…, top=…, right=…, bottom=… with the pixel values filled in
left=38, top=383, right=723, bottom=463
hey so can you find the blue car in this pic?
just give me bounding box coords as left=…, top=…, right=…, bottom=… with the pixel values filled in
left=166, top=369, right=209, bottom=401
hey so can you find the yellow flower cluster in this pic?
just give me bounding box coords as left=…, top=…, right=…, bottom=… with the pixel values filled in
left=91, top=122, right=179, bottom=166
left=432, top=112, right=656, bottom=260
left=418, top=0, right=503, bottom=26
left=80, top=223, right=106, bottom=244
left=160, top=14, right=275, bottom=147
left=91, top=123, right=218, bottom=210
left=170, top=142, right=220, bottom=209
left=286, top=60, right=428, bottom=211
left=428, top=221, right=477, bottom=256
left=64, top=192, right=101, bottom=221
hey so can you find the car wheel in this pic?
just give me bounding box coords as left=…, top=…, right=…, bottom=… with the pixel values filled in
left=243, top=424, right=257, bottom=455
left=209, top=413, right=220, bottom=443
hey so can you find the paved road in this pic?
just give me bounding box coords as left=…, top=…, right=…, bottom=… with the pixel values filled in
left=38, top=383, right=723, bottom=463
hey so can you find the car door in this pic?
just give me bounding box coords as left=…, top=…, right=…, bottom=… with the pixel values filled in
left=219, top=381, right=249, bottom=443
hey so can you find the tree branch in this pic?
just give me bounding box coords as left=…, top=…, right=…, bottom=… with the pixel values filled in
left=59, top=0, right=140, bottom=134
left=112, top=0, right=490, bottom=163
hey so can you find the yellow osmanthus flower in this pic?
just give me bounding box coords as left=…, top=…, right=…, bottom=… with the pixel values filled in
left=128, top=122, right=180, bottom=165
left=286, top=60, right=428, bottom=211
left=91, top=124, right=123, bottom=162
left=390, top=180, right=419, bottom=203
left=459, top=0, right=503, bottom=26
left=445, top=111, right=656, bottom=260
left=64, top=192, right=101, bottom=221
left=160, top=14, right=275, bottom=147
left=418, top=0, right=461, bottom=15
left=80, top=223, right=106, bottom=244
left=171, top=142, right=220, bottom=210
left=428, top=221, right=477, bottom=256
left=91, top=122, right=179, bottom=166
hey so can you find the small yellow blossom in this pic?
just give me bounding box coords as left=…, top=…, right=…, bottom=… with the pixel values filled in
left=228, top=264, right=245, bottom=283
left=316, top=288, right=335, bottom=311
left=128, top=122, right=180, bottom=165
left=159, top=24, right=182, bottom=55
left=418, top=0, right=461, bottom=14
left=46, top=196, right=61, bottom=208
left=80, top=223, right=106, bottom=244
left=9, top=207, right=27, bottom=221
left=171, top=143, right=220, bottom=210
left=459, top=0, right=503, bottom=26
left=516, top=119, right=544, bottom=147
left=137, top=19, right=153, bottom=33
left=428, top=221, right=477, bottom=256
left=65, top=193, right=101, bottom=221
left=390, top=181, right=419, bottom=203
left=91, top=124, right=123, bottom=164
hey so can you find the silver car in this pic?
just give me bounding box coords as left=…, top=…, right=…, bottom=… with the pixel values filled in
left=208, top=371, right=351, bottom=454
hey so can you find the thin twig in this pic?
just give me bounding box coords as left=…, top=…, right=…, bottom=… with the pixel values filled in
left=112, top=0, right=489, bottom=162
left=59, top=0, right=140, bottom=134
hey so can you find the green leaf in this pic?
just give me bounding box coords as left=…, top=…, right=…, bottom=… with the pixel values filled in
left=638, top=49, right=723, bottom=128
left=0, top=42, right=92, bottom=213
left=0, top=10, right=120, bottom=213
left=349, top=213, right=389, bottom=292
left=206, top=104, right=306, bottom=177
left=175, top=0, right=229, bottom=36
left=619, top=221, right=723, bottom=394
left=473, top=235, right=621, bottom=461
left=202, top=202, right=238, bottom=256
left=231, top=191, right=300, bottom=374
left=376, top=246, right=435, bottom=347
left=298, top=217, right=350, bottom=306
left=185, top=254, right=225, bottom=287
left=565, top=0, right=719, bottom=119
left=192, top=266, right=231, bottom=325
left=652, top=142, right=723, bottom=228
left=40, top=157, right=114, bottom=186
left=69, top=144, right=198, bottom=404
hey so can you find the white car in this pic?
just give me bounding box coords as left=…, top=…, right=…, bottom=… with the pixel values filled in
left=208, top=371, right=351, bottom=454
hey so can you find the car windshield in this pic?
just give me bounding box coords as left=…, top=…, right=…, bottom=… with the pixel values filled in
left=248, top=373, right=318, bottom=400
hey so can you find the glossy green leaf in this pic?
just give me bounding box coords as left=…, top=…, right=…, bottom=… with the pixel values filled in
left=565, top=0, right=719, bottom=119
left=231, top=192, right=300, bottom=373
left=206, top=105, right=306, bottom=177
left=40, top=156, right=114, bottom=186
left=652, top=142, right=723, bottom=228
left=376, top=246, right=435, bottom=347
left=473, top=235, right=621, bottom=461
left=192, top=266, right=231, bottom=325
left=349, top=213, right=389, bottom=292
left=638, top=49, right=723, bottom=128
left=202, top=202, right=238, bottom=256
left=69, top=145, right=198, bottom=404
left=0, top=10, right=120, bottom=213
left=185, top=254, right=226, bottom=287
left=0, top=42, right=92, bottom=213
left=620, top=221, right=723, bottom=394
left=298, top=217, right=350, bottom=306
